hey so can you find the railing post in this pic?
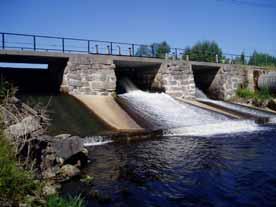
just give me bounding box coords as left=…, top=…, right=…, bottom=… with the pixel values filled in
left=128, top=47, right=132, bottom=56
left=88, top=40, right=90, bottom=53
left=107, top=45, right=110, bottom=54
left=117, top=46, right=121, bottom=56
left=33, top=36, right=36, bottom=51
left=186, top=55, right=189, bottom=61
left=110, top=42, right=113, bottom=55
left=175, top=48, right=178, bottom=59
left=151, top=45, right=155, bottom=57
left=2, top=33, right=4, bottom=49
left=62, top=38, right=65, bottom=52
left=215, top=54, right=218, bottom=63
left=132, top=44, right=135, bottom=56
left=95, top=44, right=99, bottom=54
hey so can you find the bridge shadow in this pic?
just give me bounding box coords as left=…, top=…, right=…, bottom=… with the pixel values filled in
left=0, top=54, right=68, bottom=94
left=114, top=60, right=163, bottom=94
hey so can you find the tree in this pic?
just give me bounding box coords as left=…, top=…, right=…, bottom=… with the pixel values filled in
left=183, top=41, right=223, bottom=62
left=135, top=45, right=152, bottom=57
left=248, top=51, right=276, bottom=66
left=232, top=52, right=246, bottom=64
left=151, top=41, right=171, bottom=58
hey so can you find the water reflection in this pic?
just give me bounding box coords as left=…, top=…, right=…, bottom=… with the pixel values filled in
left=62, top=126, right=276, bottom=207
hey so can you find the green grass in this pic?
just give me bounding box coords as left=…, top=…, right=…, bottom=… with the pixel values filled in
left=0, top=130, right=40, bottom=204
left=236, top=87, right=273, bottom=101
left=47, top=195, right=85, bottom=207
left=236, top=87, right=255, bottom=99
left=257, top=87, right=273, bottom=100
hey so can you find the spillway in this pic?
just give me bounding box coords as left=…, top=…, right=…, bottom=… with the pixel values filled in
left=118, top=81, right=259, bottom=136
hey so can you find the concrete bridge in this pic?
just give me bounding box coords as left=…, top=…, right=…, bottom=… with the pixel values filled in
left=0, top=49, right=267, bottom=132
left=0, top=49, right=263, bottom=100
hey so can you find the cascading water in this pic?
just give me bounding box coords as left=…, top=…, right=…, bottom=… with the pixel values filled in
left=197, top=98, right=276, bottom=123
left=82, top=136, right=113, bottom=147
left=118, top=79, right=259, bottom=136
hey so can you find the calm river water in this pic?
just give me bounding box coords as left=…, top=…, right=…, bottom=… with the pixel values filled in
left=62, top=126, right=276, bottom=207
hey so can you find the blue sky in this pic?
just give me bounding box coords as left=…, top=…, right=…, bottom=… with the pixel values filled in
left=1, top=0, right=275, bottom=56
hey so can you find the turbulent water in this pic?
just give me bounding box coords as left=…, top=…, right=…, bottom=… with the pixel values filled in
left=119, top=90, right=259, bottom=136
left=60, top=83, right=276, bottom=206
left=62, top=126, right=276, bottom=207
left=198, top=98, right=276, bottom=123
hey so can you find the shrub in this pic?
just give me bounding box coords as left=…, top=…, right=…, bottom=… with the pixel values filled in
left=47, top=195, right=85, bottom=207
left=256, top=87, right=272, bottom=100
left=0, top=131, right=39, bottom=204
left=236, top=87, right=255, bottom=99
left=0, top=76, right=17, bottom=102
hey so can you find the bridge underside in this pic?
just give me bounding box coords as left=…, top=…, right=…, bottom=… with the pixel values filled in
left=0, top=53, right=68, bottom=93
left=0, top=50, right=257, bottom=100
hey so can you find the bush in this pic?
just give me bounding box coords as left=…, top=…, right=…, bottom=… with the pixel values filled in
left=236, top=87, right=273, bottom=102
left=0, top=131, right=39, bottom=204
left=256, top=87, right=272, bottom=100
left=236, top=87, right=255, bottom=99
left=47, top=195, right=85, bottom=207
left=0, top=76, right=16, bottom=102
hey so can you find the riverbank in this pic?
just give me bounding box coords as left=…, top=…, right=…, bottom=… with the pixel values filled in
left=233, top=87, right=276, bottom=111
left=0, top=81, right=90, bottom=206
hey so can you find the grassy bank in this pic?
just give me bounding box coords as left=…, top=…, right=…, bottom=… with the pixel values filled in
left=236, top=87, right=273, bottom=101
left=235, top=87, right=276, bottom=109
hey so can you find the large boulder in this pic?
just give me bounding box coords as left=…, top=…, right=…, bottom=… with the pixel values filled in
left=52, top=136, right=88, bottom=166
left=5, top=116, right=41, bottom=138
left=58, top=164, right=80, bottom=178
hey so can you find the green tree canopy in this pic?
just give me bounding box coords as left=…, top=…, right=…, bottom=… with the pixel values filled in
left=248, top=51, right=276, bottom=66
left=135, top=45, right=152, bottom=57
left=151, top=41, right=171, bottom=58
left=183, top=41, right=223, bottom=62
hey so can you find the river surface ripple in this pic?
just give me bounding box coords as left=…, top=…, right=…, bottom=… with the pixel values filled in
left=62, top=126, right=276, bottom=207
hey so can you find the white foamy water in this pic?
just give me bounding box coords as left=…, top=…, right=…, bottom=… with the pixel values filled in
left=163, top=120, right=259, bottom=137
left=119, top=90, right=260, bottom=136
left=83, top=136, right=113, bottom=147
left=198, top=98, right=276, bottom=123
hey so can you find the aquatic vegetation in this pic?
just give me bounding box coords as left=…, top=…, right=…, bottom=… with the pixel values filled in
left=47, top=195, right=85, bottom=207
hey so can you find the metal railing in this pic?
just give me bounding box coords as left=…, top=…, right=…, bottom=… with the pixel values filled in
left=0, top=32, right=274, bottom=66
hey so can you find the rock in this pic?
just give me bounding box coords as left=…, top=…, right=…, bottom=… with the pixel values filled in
left=53, top=136, right=83, bottom=160
left=42, top=168, right=57, bottom=179
left=42, top=184, right=57, bottom=196
left=55, top=134, right=71, bottom=139
left=59, top=164, right=80, bottom=178
left=53, top=136, right=88, bottom=166
left=268, top=99, right=276, bottom=111
left=6, top=116, right=41, bottom=138
left=80, top=175, right=94, bottom=184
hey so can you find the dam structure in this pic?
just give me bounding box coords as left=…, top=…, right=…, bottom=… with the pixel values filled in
left=0, top=32, right=272, bottom=133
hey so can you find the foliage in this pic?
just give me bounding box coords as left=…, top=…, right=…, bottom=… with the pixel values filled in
left=236, top=87, right=273, bottom=101
left=151, top=41, right=171, bottom=58
left=236, top=87, right=255, bottom=99
left=248, top=51, right=276, bottom=67
left=257, top=87, right=273, bottom=100
left=231, top=52, right=246, bottom=64
left=47, top=195, right=85, bottom=207
left=183, top=40, right=223, bottom=62
left=135, top=45, right=152, bottom=57
left=0, top=129, right=39, bottom=204
left=0, top=76, right=16, bottom=102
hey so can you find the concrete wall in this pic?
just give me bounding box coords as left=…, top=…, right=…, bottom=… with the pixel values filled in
left=153, top=61, right=195, bottom=98
left=61, top=56, right=117, bottom=96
